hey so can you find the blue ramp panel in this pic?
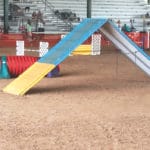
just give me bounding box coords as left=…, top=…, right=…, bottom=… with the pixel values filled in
left=39, top=18, right=107, bottom=65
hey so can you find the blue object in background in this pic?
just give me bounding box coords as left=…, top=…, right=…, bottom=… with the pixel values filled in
left=47, top=65, right=60, bottom=78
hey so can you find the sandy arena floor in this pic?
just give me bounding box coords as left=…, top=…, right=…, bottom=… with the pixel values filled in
left=0, top=46, right=150, bottom=149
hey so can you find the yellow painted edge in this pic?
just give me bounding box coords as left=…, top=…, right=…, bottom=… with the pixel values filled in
left=3, top=62, right=55, bottom=95
left=20, top=63, right=55, bottom=95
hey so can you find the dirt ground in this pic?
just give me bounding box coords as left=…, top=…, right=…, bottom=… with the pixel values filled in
left=0, top=46, right=150, bottom=150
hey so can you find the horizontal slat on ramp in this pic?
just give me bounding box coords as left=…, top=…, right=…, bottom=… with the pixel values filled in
left=3, top=62, right=55, bottom=95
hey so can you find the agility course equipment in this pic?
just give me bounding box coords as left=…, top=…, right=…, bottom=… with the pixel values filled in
left=6, top=56, right=38, bottom=77
left=3, top=18, right=150, bottom=95
left=16, top=41, right=49, bottom=57
left=0, top=56, right=60, bottom=78
left=17, top=35, right=101, bottom=56
left=0, top=56, right=10, bottom=79
left=61, top=34, right=101, bottom=55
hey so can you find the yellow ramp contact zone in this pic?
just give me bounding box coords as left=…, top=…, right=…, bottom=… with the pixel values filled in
left=71, top=45, right=92, bottom=55
left=3, top=62, right=55, bottom=95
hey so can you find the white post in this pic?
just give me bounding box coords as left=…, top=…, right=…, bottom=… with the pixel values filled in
left=39, top=42, right=49, bottom=57
left=92, top=34, right=101, bottom=55
left=16, top=40, right=24, bottom=56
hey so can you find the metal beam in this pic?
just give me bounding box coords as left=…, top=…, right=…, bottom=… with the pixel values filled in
left=4, top=0, right=9, bottom=33
left=87, top=0, right=91, bottom=18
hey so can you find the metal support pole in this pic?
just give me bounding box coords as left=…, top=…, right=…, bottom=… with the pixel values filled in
left=4, top=0, right=9, bottom=33
left=87, top=0, right=91, bottom=18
